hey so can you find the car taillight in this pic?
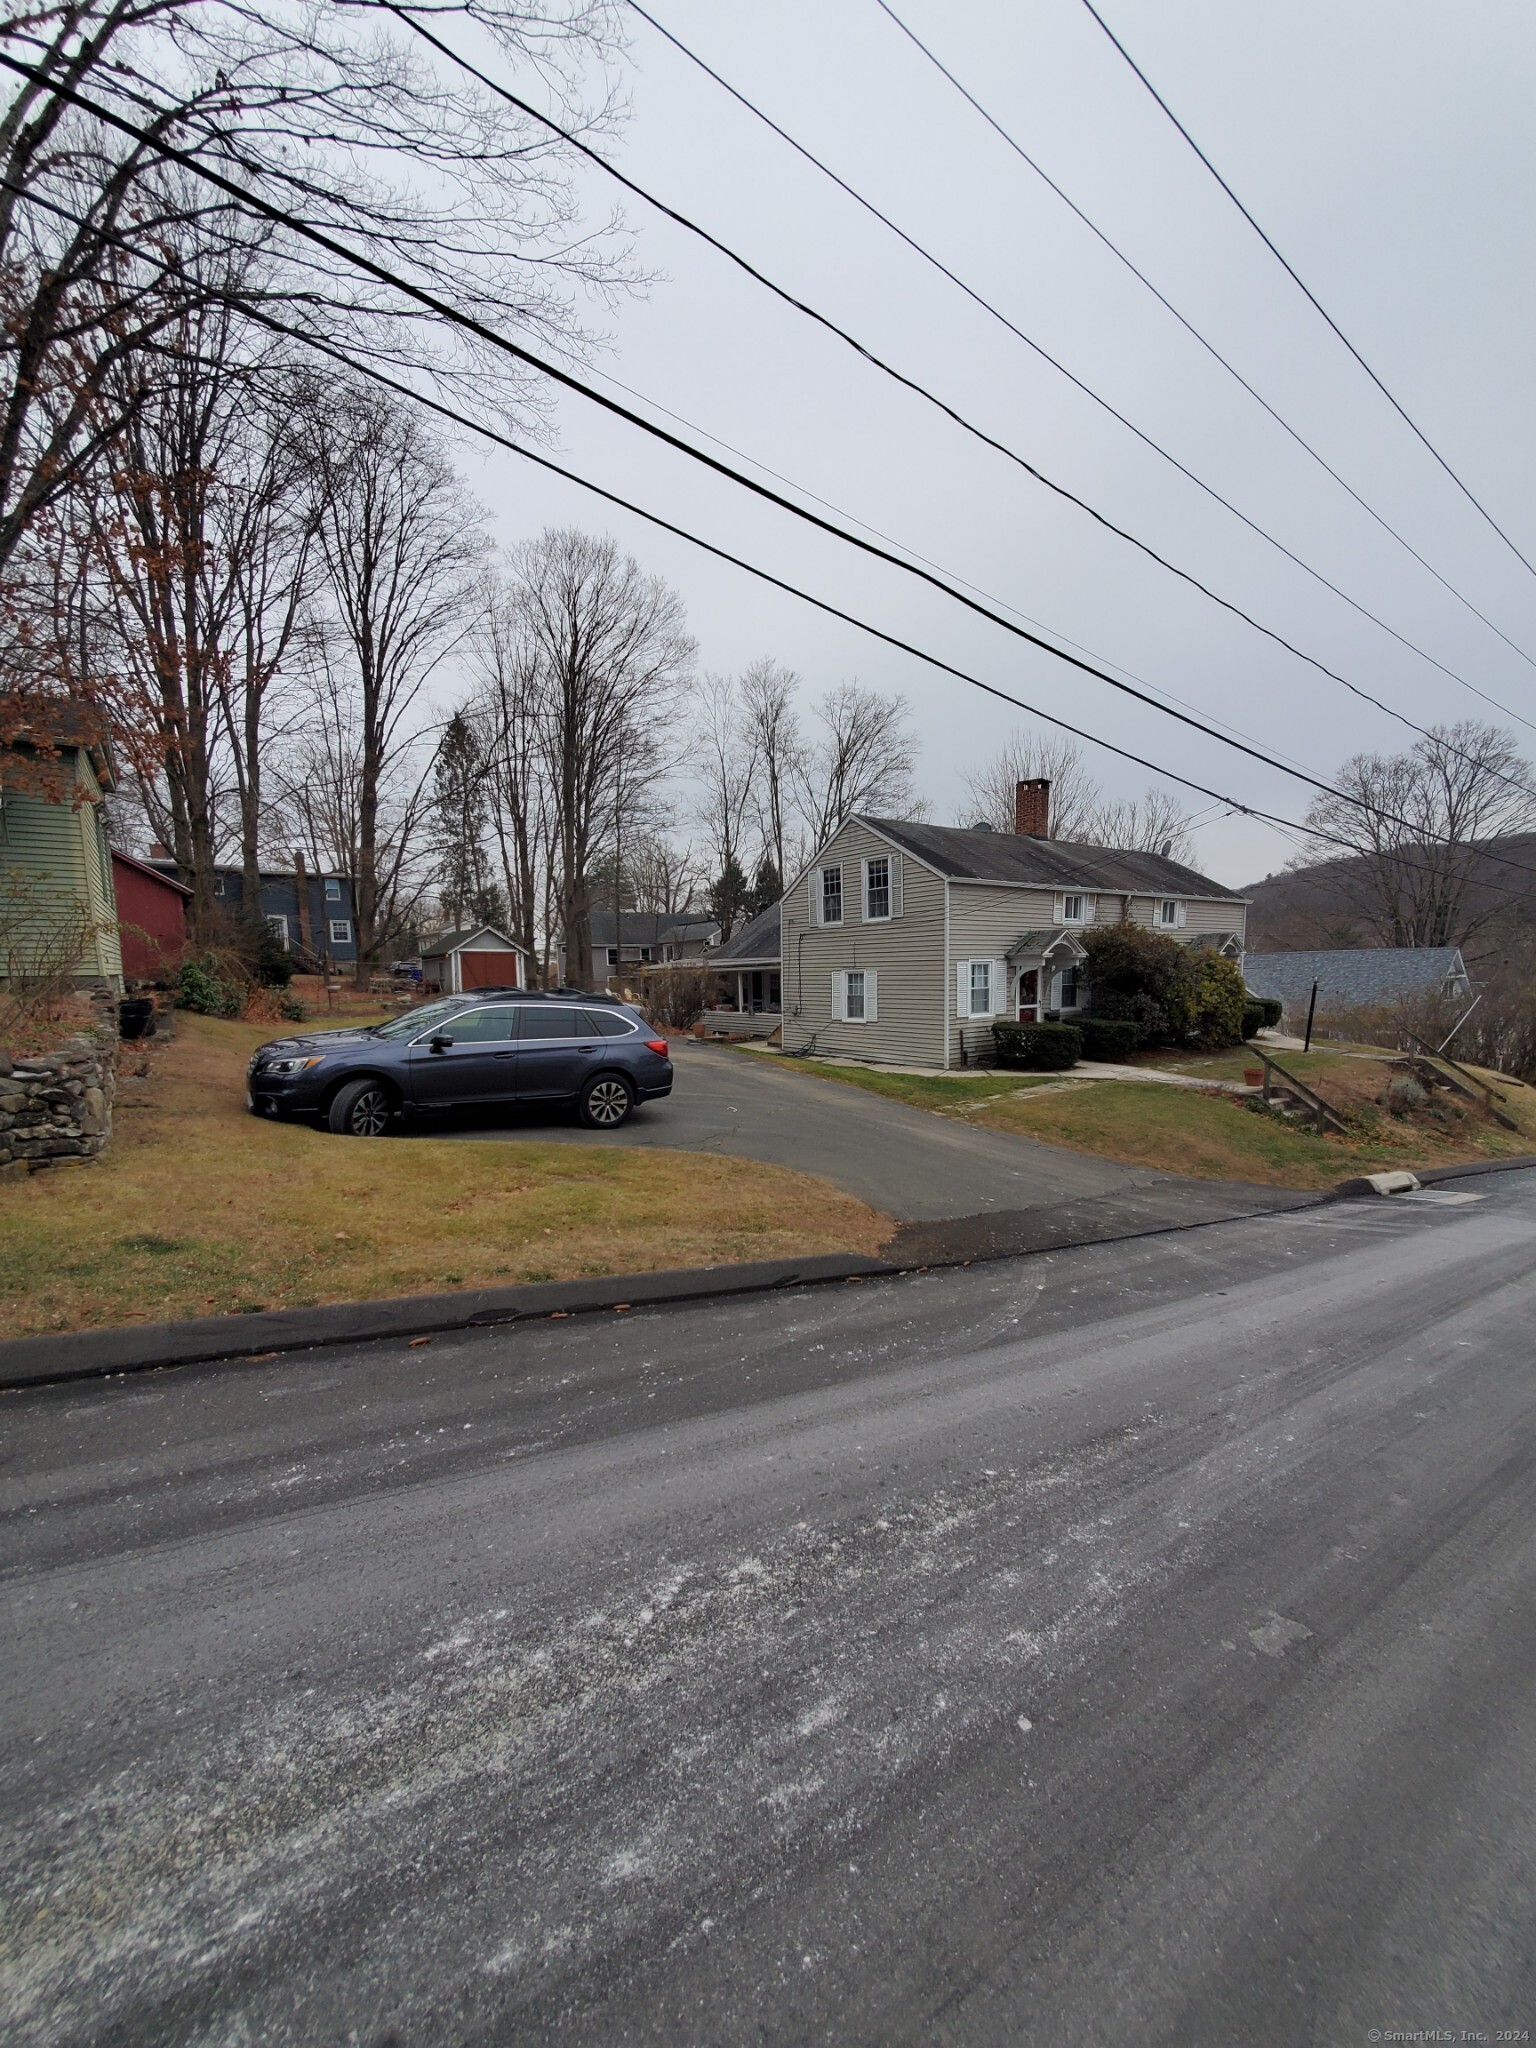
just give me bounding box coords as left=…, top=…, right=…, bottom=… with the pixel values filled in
left=645, top=1038, right=668, bottom=1056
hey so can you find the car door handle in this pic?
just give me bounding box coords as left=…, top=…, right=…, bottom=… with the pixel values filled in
left=492, top=1050, right=517, bottom=1059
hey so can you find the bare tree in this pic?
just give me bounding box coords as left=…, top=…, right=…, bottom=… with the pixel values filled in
left=626, top=832, right=702, bottom=917
left=1295, top=722, right=1536, bottom=948
left=509, top=527, right=693, bottom=988
left=739, top=657, right=801, bottom=883
left=794, top=681, right=920, bottom=852
left=1082, top=788, right=1194, bottom=861
left=0, top=0, right=635, bottom=741
left=961, top=731, right=1100, bottom=838
left=692, top=674, right=759, bottom=940
left=465, top=571, right=548, bottom=967
left=308, top=386, right=486, bottom=983
left=961, top=727, right=1193, bottom=854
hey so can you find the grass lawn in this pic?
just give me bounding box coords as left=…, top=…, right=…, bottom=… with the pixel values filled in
left=0, top=1015, right=888, bottom=1338
left=971, top=1071, right=1536, bottom=1190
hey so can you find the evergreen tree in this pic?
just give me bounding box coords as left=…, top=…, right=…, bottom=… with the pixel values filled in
left=708, top=854, right=751, bottom=940
left=747, top=853, right=783, bottom=918
left=429, top=711, right=489, bottom=928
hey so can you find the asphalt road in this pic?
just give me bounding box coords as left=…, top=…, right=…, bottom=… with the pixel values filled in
left=430, top=1040, right=1168, bottom=1220
left=4, top=1172, right=1534, bottom=2045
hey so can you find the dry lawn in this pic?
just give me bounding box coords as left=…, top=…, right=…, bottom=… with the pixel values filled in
left=972, top=1063, right=1536, bottom=1190
left=0, top=1014, right=888, bottom=1337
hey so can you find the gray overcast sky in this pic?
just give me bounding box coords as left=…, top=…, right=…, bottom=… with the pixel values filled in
left=454, top=0, right=1536, bottom=886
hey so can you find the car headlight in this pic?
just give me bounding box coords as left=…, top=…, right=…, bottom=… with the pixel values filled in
left=264, top=1055, right=326, bottom=1075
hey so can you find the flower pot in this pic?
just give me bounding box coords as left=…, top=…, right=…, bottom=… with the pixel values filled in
left=1243, top=1067, right=1264, bottom=1087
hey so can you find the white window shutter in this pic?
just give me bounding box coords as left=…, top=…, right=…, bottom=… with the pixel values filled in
left=955, top=960, right=970, bottom=1018
left=859, top=858, right=871, bottom=920
left=1052, top=893, right=1063, bottom=923
left=890, top=854, right=903, bottom=918
left=865, top=971, right=878, bottom=1022
left=809, top=870, right=821, bottom=925
left=831, top=971, right=845, bottom=1020
left=1177, top=901, right=1187, bottom=928
left=992, top=962, right=1007, bottom=1017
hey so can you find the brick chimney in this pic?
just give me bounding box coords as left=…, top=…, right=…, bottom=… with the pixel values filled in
left=1015, top=777, right=1050, bottom=837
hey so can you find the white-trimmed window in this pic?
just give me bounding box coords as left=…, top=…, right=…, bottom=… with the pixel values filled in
left=1056, top=892, right=1094, bottom=924
left=266, top=913, right=289, bottom=949
left=329, top=918, right=352, bottom=944
left=832, top=968, right=877, bottom=1022
left=816, top=863, right=844, bottom=925
left=1057, top=965, right=1080, bottom=1009
left=956, top=958, right=1005, bottom=1018
left=324, top=877, right=342, bottom=902
left=863, top=854, right=895, bottom=921
left=1156, top=898, right=1184, bottom=928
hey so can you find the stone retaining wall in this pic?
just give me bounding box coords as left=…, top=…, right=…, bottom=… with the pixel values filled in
left=0, top=1029, right=117, bottom=1177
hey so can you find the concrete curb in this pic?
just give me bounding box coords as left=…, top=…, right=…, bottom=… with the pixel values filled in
left=0, top=1253, right=894, bottom=1391
left=1333, top=1153, right=1536, bottom=1198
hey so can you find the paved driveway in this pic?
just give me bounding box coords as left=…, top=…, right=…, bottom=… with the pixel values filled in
left=429, top=1041, right=1204, bottom=1222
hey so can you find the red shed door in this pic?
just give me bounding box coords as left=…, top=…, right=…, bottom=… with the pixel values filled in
left=459, top=949, right=517, bottom=989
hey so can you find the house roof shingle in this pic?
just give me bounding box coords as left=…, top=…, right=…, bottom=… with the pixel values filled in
left=862, top=818, right=1243, bottom=900
left=710, top=902, right=782, bottom=965
left=1244, top=947, right=1467, bottom=1012
left=589, top=909, right=717, bottom=949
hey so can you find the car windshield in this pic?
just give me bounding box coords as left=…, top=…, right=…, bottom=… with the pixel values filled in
left=369, top=998, right=469, bottom=1041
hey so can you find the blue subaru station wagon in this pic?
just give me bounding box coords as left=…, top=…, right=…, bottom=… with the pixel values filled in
left=246, top=990, right=673, bottom=1137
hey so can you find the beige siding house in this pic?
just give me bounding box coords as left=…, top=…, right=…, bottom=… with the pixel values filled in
left=781, top=802, right=1247, bottom=1070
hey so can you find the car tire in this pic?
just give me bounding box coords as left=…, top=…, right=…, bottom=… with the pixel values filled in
left=577, top=1072, right=635, bottom=1129
left=327, top=1077, right=396, bottom=1137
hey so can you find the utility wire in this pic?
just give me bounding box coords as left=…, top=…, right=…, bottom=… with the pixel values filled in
left=1078, top=0, right=1536, bottom=585
left=218, top=312, right=1536, bottom=911
left=9, top=52, right=1535, bottom=892
left=383, top=3, right=1536, bottom=793
left=617, top=0, right=1536, bottom=738
left=873, top=0, right=1536, bottom=689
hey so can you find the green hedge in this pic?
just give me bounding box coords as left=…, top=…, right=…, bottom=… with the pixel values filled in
left=1242, top=995, right=1283, bottom=1038
left=1073, top=1016, right=1144, bottom=1061
left=991, top=1020, right=1081, bottom=1070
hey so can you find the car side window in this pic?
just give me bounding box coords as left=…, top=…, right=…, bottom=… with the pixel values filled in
left=437, top=1005, right=519, bottom=1043
left=580, top=1008, right=633, bottom=1037
left=519, top=1005, right=578, bottom=1039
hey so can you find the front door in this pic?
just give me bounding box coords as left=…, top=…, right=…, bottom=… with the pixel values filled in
left=1018, top=967, right=1040, bottom=1023
left=406, top=1003, right=521, bottom=1109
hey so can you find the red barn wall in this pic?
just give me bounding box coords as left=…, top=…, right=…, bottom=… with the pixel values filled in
left=112, top=853, right=187, bottom=982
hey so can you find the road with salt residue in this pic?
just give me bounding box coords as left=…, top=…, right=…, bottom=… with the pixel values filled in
left=3, top=1170, right=1534, bottom=2043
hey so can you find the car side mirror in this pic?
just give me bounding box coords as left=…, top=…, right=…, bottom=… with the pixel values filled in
left=429, top=1033, right=453, bottom=1052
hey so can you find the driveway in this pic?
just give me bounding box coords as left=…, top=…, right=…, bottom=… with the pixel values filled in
left=427, top=1040, right=1217, bottom=1222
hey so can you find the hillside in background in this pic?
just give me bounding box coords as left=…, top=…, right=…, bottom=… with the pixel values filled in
left=1241, top=834, right=1536, bottom=959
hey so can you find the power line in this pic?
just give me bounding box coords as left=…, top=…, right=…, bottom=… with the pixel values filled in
left=1078, top=0, right=1536, bottom=585
left=224, top=311, right=1536, bottom=913
left=9, top=52, right=1536, bottom=894
left=616, top=0, right=1536, bottom=739
left=872, top=0, right=1536, bottom=690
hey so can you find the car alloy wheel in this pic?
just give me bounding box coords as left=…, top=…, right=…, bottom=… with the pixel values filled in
left=583, top=1077, right=632, bottom=1127
left=346, top=1086, right=391, bottom=1136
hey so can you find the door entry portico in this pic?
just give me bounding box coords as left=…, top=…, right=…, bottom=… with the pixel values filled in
left=1006, top=927, right=1088, bottom=1021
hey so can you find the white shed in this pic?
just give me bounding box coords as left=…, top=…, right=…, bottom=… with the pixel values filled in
left=420, top=924, right=529, bottom=994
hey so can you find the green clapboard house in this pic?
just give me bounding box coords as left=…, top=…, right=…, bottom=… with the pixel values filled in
left=1, top=705, right=123, bottom=993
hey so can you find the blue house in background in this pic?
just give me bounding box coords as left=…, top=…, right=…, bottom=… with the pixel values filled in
left=146, top=857, right=358, bottom=967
